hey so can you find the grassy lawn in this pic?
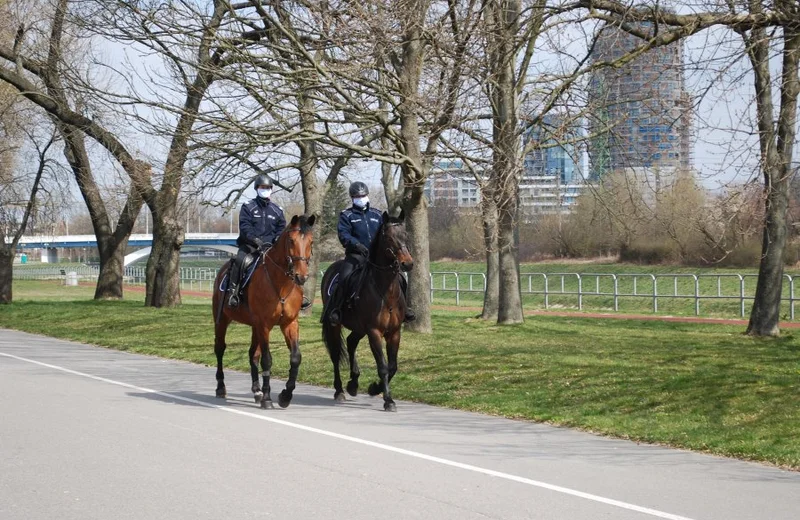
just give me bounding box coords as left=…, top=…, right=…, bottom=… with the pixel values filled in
left=2, top=280, right=799, bottom=470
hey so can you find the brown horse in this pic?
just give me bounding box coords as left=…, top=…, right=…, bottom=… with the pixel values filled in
left=320, top=210, right=413, bottom=412
left=212, top=214, right=315, bottom=409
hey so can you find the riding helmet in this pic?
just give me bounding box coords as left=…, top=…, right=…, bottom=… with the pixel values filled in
left=348, top=181, right=369, bottom=198
left=254, top=174, right=273, bottom=189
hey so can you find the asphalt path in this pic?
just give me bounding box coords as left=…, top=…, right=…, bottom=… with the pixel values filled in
left=0, top=329, right=797, bottom=520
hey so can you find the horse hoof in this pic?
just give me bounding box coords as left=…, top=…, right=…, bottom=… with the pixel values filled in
left=261, top=400, right=274, bottom=410
left=384, top=401, right=397, bottom=412
left=346, top=381, right=358, bottom=397
left=278, top=391, right=292, bottom=408
left=253, top=391, right=263, bottom=404
left=334, top=392, right=346, bottom=403
left=215, top=389, right=226, bottom=398
left=368, top=382, right=382, bottom=396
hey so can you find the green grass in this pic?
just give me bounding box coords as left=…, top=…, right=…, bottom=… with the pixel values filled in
left=2, top=279, right=800, bottom=470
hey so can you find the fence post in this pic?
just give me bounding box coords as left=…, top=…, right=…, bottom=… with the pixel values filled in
left=693, top=275, right=699, bottom=316
left=739, top=275, right=745, bottom=318
left=651, top=274, right=657, bottom=313
left=455, top=273, right=460, bottom=306
left=577, top=274, right=583, bottom=310
left=613, top=274, right=618, bottom=311
left=544, top=273, right=549, bottom=309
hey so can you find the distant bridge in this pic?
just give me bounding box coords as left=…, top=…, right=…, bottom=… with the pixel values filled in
left=14, top=233, right=238, bottom=266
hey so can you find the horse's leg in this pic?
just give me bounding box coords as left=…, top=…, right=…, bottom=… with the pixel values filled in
left=366, top=329, right=395, bottom=412
left=323, top=323, right=346, bottom=402
left=345, top=331, right=363, bottom=397
left=248, top=328, right=263, bottom=402
left=258, top=326, right=274, bottom=409
left=278, top=319, right=301, bottom=408
left=385, top=328, right=401, bottom=386
left=214, top=315, right=232, bottom=398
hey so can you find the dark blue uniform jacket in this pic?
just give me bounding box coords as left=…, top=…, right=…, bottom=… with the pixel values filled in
left=238, top=198, right=286, bottom=248
left=338, top=206, right=383, bottom=255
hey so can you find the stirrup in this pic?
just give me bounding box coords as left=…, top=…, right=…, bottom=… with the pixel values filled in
left=404, top=309, right=416, bottom=322
left=227, top=286, right=240, bottom=308
left=328, top=308, right=342, bottom=326
left=301, top=297, right=312, bottom=311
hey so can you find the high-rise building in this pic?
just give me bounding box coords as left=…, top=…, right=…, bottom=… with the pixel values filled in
left=425, top=160, right=481, bottom=208
left=587, top=23, right=693, bottom=184
left=520, top=114, right=585, bottom=215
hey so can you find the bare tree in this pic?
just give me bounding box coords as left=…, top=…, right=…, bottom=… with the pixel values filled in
left=579, top=0, right=800, bottom=335
left=0, top=0, right=145, bottom=299
left=0, top=110, right=59, bottom=303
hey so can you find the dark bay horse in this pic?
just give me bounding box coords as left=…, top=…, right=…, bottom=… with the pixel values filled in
left=320, top=210, right=413, bottom=412
left=212, top=214, right=315, bottom=409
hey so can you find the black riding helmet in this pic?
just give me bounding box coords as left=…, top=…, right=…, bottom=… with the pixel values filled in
left=349, top=181, right=369, bottom=198
left=254, top=174, right=274, bottom=189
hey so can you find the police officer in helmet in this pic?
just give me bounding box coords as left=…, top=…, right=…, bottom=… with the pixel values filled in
left=226, top=174, right=286, bottom=308
left=325, top=181, right=415, bottom=325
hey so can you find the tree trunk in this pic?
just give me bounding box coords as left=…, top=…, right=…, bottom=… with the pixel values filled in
left=480, top=187, right=500, bottom=320
left=299, top=139, right=322, bottom=317
left=397, top=0, right=433, bottom=333
left=0, top=248, right=12, bottom=304
left=747, top=183, right=789, bottom=336
left=95, top=237, right=129, bottom=300
left=488, top=0, right=524, bottom=324
left=145, top=206, right=183, bottom=308
left=404, top=187, right=432, bottom=333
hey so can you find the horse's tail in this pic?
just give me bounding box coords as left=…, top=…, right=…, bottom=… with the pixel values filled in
left=321, top=321, right=348, bottom=369
left=213, top=261, right=231, bottom=325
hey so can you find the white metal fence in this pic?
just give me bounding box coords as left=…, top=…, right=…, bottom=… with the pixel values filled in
left=14, top=266, right=798, bottom=319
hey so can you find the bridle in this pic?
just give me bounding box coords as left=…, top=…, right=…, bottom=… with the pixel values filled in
left=264, top=229, right=312, bottom=285
left=368, top=222, right=404, bottom=273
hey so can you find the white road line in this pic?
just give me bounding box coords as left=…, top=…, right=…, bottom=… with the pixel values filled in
left=1, top=351, right=698, bottom=520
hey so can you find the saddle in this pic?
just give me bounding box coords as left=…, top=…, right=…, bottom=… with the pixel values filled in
left=326, top=263, right=367, bottom=306
left=219, top=255, right=261, bottom=295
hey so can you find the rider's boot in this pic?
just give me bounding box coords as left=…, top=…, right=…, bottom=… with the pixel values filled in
left=227, top=262, right=242, bottom=308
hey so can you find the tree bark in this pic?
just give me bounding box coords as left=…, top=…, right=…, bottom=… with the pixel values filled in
left=298, top=138, right=322, bottom=316
left=145, top=208, right=183, bottom=307
left=480, top=184, right=500, bottom=320
left=0, top=248, right=12, bottom=304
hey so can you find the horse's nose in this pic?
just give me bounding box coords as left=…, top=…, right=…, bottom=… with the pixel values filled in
left=401, top=261, right=413, bottom=272
left=295, top=274, right=308, bottom=286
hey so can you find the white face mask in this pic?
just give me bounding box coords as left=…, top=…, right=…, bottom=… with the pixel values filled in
left=257, top=188, right=272, bottom=199
left=352, top=196, right=369, bottom=208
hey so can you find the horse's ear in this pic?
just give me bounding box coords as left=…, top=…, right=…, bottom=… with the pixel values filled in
left=382, top=211, right=389, bottom=223
left=398, top=208, right=405, bottom=222
left=290, top=215, right=299, bottom=226
left=307, top=214, right=316, bottom=227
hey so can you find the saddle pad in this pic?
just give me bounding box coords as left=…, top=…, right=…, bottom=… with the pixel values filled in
left=218, top=256, right=262, bottom=292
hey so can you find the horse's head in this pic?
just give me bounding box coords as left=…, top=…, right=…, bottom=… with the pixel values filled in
left=377, top=209, right=413, bottom=272
left=282, top=214, right=315, bottom=286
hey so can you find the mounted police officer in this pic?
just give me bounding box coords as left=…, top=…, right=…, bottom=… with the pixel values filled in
left=226, top=175, right=286, bottom=308
left=325, top=181, right=415, bottom=325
